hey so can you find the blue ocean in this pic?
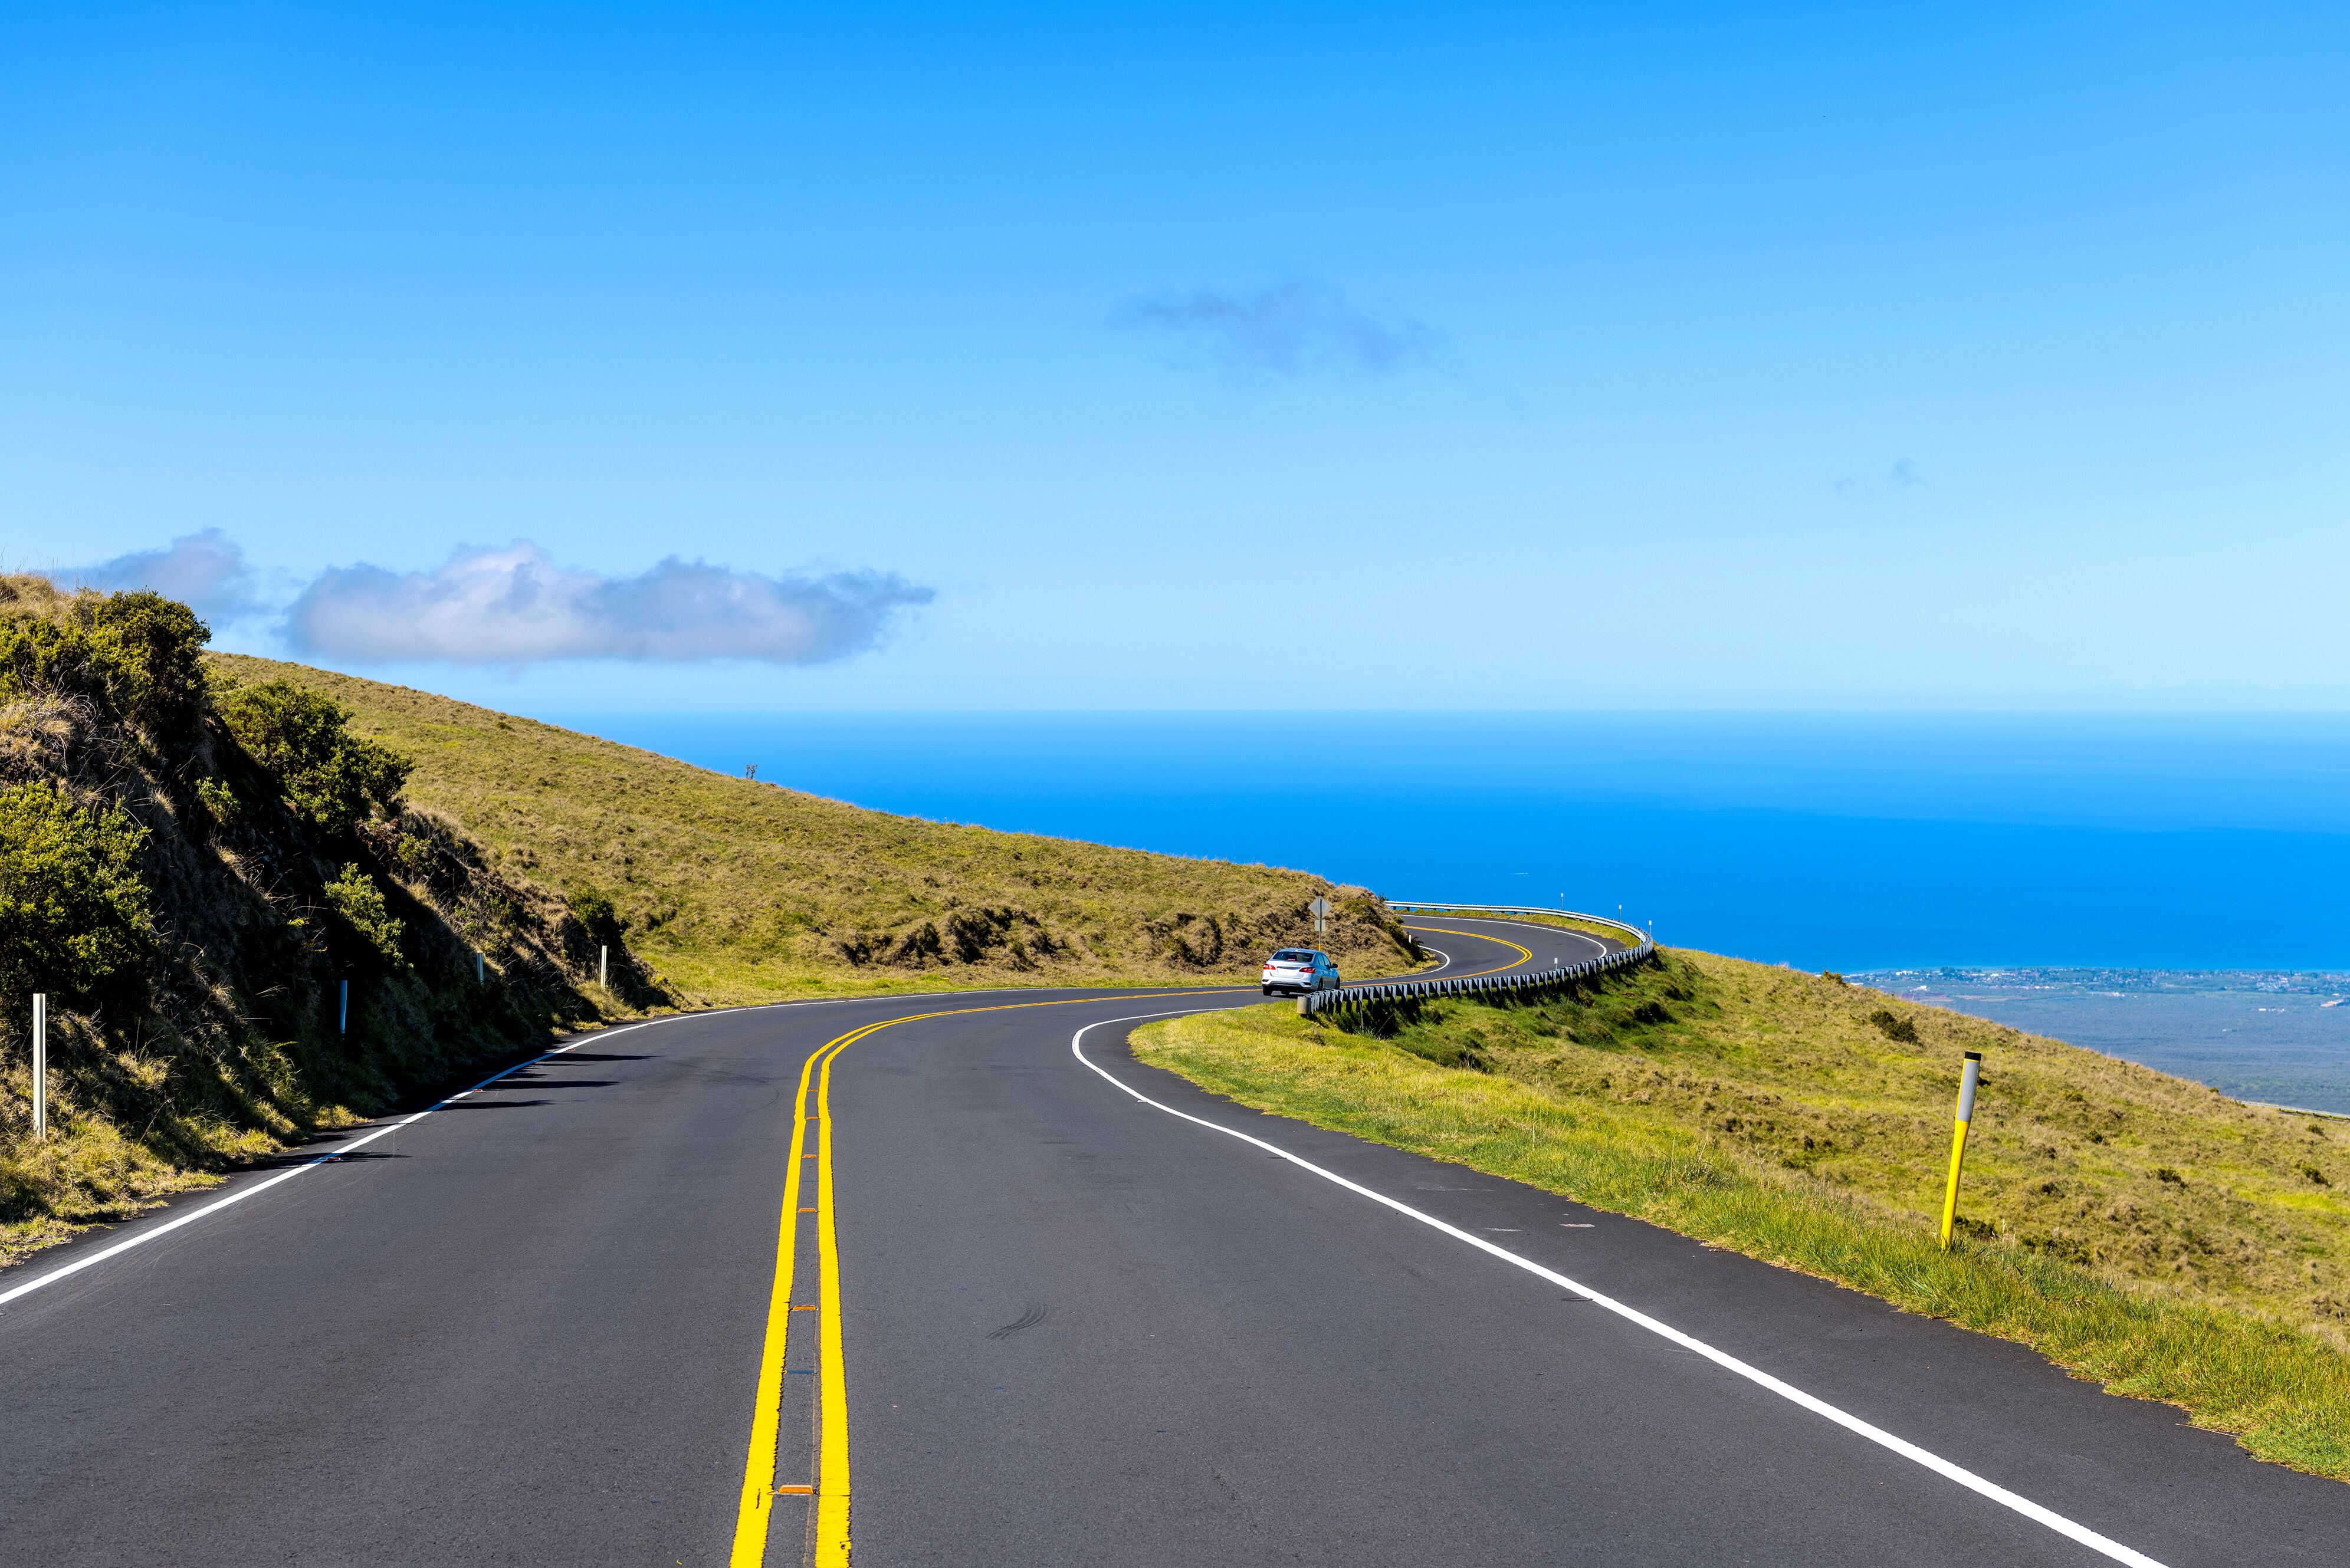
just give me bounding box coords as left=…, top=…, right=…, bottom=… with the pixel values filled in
left=549, top=711, right=2350, bottom=1107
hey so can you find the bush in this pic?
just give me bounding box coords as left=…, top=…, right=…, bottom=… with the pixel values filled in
left=322, top=862, right=405, bottom=967
left=217, top=681, right=411, bottom=836
left=87, top=592, right=211, bottom=736
left=566, top=886, right=620, bottom=944
left=193, top=776, right=238, bottom=827
left=0, top=590, right=210, bottom=739
left=0, top=780, right=153, bottom=1010
left=1869, top=1007, right=1919, bottom=1044
left=0, top=616, right=96, bottom=708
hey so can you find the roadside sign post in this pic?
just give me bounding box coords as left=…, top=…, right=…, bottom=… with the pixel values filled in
left=1939, top=1051, right=1984, bottom=1249
left=1309, top=896, right=1331, bottom=939
left=31, top=992, right=46, bottom=1140
left=599, top=945, right=609, bottom=989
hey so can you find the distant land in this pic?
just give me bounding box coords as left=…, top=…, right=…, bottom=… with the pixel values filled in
left=1860, top=968, right=2350, bottom=1116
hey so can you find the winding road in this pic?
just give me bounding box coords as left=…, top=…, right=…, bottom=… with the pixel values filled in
left=1, top=915, right=2344, bottom=1566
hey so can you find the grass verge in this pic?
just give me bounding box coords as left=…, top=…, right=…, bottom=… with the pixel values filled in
left=1132, top=952, right=2350, bottom=1480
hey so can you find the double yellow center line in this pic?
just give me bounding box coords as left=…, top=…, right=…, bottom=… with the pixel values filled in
left=728, top=990, right=1230, bottom=1567
left=730, top=1014, right=878, bottom=1567
left=1400, top=922, right=1534, bottom=975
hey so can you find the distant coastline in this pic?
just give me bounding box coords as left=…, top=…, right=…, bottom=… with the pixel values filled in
left=1859, top=968, right=2350, bottom=1116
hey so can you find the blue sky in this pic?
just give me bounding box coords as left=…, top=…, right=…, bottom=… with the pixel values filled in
left=5, top=2, right=2346, bottom=711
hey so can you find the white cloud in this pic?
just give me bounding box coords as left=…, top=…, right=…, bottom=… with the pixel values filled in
left=283, top=542, right=934, bottom=666
left=1114, top=278, right=1443, bottom=380
left=70, top=528, right=264, bottom=617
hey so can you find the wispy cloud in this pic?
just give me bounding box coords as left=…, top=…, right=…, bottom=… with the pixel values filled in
left=1114, top=278, right=1443, bottom=380
left=69, top=528, right=265, bottom=618
left=283, top=542, right=934, bottom=667
left=1834, top=459, right=1928, bottom=501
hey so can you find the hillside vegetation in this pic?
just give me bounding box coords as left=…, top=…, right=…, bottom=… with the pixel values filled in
left=1134, top=952, right=2350, bottom=1478
left=209, top=654, right=1421, bottom=1002
left=0, top=580, right=630, bottom=1264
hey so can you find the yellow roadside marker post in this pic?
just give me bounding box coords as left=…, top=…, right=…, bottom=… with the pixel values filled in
left=1939, top=1051, right=1984, bottom=1250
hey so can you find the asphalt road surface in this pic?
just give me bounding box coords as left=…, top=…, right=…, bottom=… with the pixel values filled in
left=2, top=915, right=2344, bottom=1566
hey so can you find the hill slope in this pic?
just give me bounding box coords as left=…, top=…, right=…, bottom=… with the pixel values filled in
left=209, top=654, right=1420, bottom=1002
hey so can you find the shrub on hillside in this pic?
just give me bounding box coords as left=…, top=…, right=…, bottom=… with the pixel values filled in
left=1869, top=1007, right=1919, bottom=1044
left=218, top=681, right=411, bottom=836
left=566, top=886, right=621, bottom=944
left=87, top=593, right=211, bottom=737
left=0, top=587, right=211, bottom=740
left=323, top=862, right=406, bottom=967
left=0, top=780, right=154, bottom=1010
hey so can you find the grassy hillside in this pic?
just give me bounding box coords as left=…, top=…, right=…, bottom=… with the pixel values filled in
left=210, top=654, right=1422, bottom=1002
left=1133, top=952, right=2350, bottom=1478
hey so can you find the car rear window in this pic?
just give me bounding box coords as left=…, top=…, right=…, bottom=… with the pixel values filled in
left=1271, top=949, right=1315, bottom=961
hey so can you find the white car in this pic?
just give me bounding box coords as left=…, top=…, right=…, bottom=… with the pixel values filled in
left=1261, top=948, right=1340, bottom=997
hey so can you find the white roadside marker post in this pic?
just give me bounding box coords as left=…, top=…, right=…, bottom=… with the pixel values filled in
left=475, top=951, right=484, bottom=985
left=599, top=945, right=609, bottom=990
left=31, top=992, right=46, bottom=1140
left=339, top=979, right=349, bottom=1036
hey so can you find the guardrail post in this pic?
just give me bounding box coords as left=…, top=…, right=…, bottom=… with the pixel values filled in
left=31, top=992, right=46, bottom=1140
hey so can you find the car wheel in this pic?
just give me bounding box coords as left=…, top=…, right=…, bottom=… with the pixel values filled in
left=1262, top=985, right=1272, bottom=995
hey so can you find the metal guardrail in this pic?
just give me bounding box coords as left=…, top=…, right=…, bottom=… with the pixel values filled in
left=1299, top=904, right=1656, bottom=1018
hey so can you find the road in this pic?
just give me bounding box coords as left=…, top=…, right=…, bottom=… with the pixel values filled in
left=1, top=915, right=2344, bottom=1565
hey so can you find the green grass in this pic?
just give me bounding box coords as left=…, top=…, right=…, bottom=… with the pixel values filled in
left=1132, top=950, right=2350, bottom=1480
left=208, top=655, right=1425, bottom=1004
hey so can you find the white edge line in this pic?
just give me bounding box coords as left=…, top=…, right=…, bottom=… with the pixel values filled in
left=1071, top=1009, right=2170, bottom=1568
left=0, top=1018, right=676, bottom=1309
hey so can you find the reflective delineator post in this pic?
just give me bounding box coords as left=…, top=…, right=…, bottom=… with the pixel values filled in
left=475, top=951, right=485, bottom=985
left=339, top=979, right=349, bottom=1036
left=599, top=945, right=609, bottom=989
left=1939, top=1051, right=1984, bottom=1250
left=31, top=992, right=47, bottom=1140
